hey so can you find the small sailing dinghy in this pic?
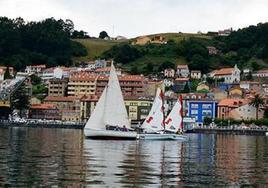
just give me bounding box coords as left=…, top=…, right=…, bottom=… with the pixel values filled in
left=84, top=63, right=137, bottom=140
left=138, top=89, right=187, bottom=141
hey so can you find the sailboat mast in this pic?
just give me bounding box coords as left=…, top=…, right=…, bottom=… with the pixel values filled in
left=179, top=94, right=183, bottom=132
left=161, top=89, right=165, bottom=132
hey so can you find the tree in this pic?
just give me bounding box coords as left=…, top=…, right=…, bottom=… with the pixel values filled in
left=250, top=94, right=265, bottom=120
left=158, top=61, right=175, bottom=72
left=203, top=117, right=212, bottom=126
left=182, top=83, right=190, bottom=93
left=4, top=66, right=12, bottom=80
left=130, top=66, right=139, bottom=74
left=251, top=61, right=260, bottom=71
left=146, top=63, right=154, bottom=73
left=264, top=108, right=268, bottom=119
left=30, top=74, right=41, bottom=85
left=11, top=83, right=30, bottom=117
left=99, top=31, right=109, bottom=39
left=189, top=54, right=209, bottom=73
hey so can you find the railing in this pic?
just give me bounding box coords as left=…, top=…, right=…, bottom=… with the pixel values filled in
left=194, top=126, right=268, bottom=132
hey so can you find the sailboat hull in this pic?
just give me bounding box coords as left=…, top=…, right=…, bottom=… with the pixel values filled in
left=84, top=128, right=137, bottom=140
left=137, top=133, right=187, bottom=141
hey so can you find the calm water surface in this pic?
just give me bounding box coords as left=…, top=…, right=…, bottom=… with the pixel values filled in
left=0, top=128, right=267, bottom=187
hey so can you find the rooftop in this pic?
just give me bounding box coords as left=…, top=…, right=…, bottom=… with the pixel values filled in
left=214, top=68, right=234, bottom=76
left=30, top=103, right=57, bottom=109
left=218, top=98, right=248, bottom=107
left=44, top=96, right=81, bottom=102
left=177, top=65, right=189, bottom=69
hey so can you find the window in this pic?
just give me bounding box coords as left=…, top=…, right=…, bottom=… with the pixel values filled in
left=191, top=110, right=198, bottom=114
left=191, top=104, right=198, bottom=108
left=202, top=104, right=211, bottom=109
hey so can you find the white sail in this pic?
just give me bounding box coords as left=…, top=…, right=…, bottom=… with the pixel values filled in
left=165, top=96, right=183, bottom=133
left=142, top=88, right=164, bottom=133
left=103, top=63, right=131, bottom=129
left=84, top=87, right=107, bottom=130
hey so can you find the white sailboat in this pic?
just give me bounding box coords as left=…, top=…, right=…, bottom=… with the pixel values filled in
left=84, top=63, right=137, bottom=140
left=141, top=88, right=165, bottom=133
left=138, top=89, right=187, bottom=141
left=165, top=95, right=183, bottom=133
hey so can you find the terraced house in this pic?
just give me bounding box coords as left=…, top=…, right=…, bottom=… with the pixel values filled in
left=68, top=72, right=97, bottom=96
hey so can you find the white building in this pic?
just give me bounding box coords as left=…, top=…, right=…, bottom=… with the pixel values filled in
left=229, top=104, right=263, bottom=120
left=163, top=79, right=174, bottom=87
left=252, top=69, right=268, bottom=78
left=164, top=68, right=175, bottom=78
left=177, top=65, right=189, bottom=78
left=190, top=70, right=202, bottom=79
left=25, top=65, right=46, bottom=74
left=240, top=81, right=260, bottom=90
left=39, top=67, right=73, bottom=82
left=211, top=64, right=240, bottom=83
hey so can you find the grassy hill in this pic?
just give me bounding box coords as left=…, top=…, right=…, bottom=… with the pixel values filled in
left=74, top=33, right=211, bottom=61
left=73, top=38, right=127, bottom=61
left=124, top=55, right=188, bottom=72
left=134, top=32, right=212, bottom=42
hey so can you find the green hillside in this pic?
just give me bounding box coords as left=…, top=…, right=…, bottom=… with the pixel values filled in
left=74, top=33, right=211, bottom=61
left=135, top=32, right=212, bottom=42
left=73, top=38, right=127, bottom=61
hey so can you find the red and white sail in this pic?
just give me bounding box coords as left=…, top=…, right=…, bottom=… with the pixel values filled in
left=142, top=88, right=165, bottom=133
left=164, top=95, right=183, bottom=133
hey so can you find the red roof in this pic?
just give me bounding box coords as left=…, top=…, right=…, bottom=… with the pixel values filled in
left=175, top=78, right=189, bottom=82
left=177, top=65, right=188, bottom=69
left=31, top=104, right=57, bottom=109
left=44, top=96, right=81, bottom=102
left=214, top=68, right=234, bottom=76
left=27, top=65, right=46, bottom=68
left=218, top=99, right=248, bottom=107
left=69, top=72, right=97, bottom=81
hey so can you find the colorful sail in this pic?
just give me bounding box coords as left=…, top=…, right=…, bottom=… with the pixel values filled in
left=142, top=88, right=165, bottom=133
left=165, top=95, right=183, bottom=133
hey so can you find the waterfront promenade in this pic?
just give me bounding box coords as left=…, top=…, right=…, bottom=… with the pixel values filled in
left=0, top=120, right=85, bottom=129
left=190, top=126, right=268, bottom=136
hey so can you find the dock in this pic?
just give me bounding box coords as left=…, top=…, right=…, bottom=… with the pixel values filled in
left=188, top=126, right=268, bottom=136
left=0, top=120, right=85, bottom=129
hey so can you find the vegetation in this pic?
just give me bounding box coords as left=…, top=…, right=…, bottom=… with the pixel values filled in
left=203, top=117, right=212, bottom=126
left=95, top=23, right=268, bottom=74
left=3, top=67, right=12, bottom=80
left=0, top=17, right=87, bottom=70
left=249, top=94, right=265, bottom=120
left=99, top=31, right=109, bottom=39
left=11, top=83, right=30, bottom=117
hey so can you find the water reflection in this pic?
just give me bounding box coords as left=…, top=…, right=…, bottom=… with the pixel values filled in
left=0, top=128, right=267, bottom=187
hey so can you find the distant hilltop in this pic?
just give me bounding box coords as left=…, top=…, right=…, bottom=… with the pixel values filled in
left=75, top=22, right=268, bottom=75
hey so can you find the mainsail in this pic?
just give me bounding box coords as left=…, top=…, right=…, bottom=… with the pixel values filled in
left=85, top=63, right=130, bottom=130
left=85, top=87, right=107, bottom=130
left=142, top=88, right=164, bottom=133
left=104, top=63, right=131, bottom=129
left=165, top=95, right=183, bottom=133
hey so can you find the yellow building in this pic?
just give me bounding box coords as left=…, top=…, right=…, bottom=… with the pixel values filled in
left=44, top=96, right=81, bottom=121
left=124, top=97, right=153, bottom=121
left=48, top=78, right=68, bottom=97
left=131, top=36, right=151, bottom=45
left=0, top=100, right=10, bottom=107
left=228, top=87, right=243, bottom=98
left=196, top=82, right=210, bottom=92
left=68, top=72, right=97, bottom=96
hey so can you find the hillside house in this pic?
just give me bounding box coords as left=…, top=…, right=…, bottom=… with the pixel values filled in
left=210, top=65, right=240, bottom=83
left=164, top=68, right=175, bottom=78
left=190, top=70, right=202, bottom=79
left=177, top=65, right=189, bottom=78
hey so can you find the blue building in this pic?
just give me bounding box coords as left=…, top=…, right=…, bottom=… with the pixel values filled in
left=187, top=100, right=218, bottom=126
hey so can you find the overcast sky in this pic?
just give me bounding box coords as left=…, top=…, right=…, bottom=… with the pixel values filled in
left=0, top=0, right=268, bottom=38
